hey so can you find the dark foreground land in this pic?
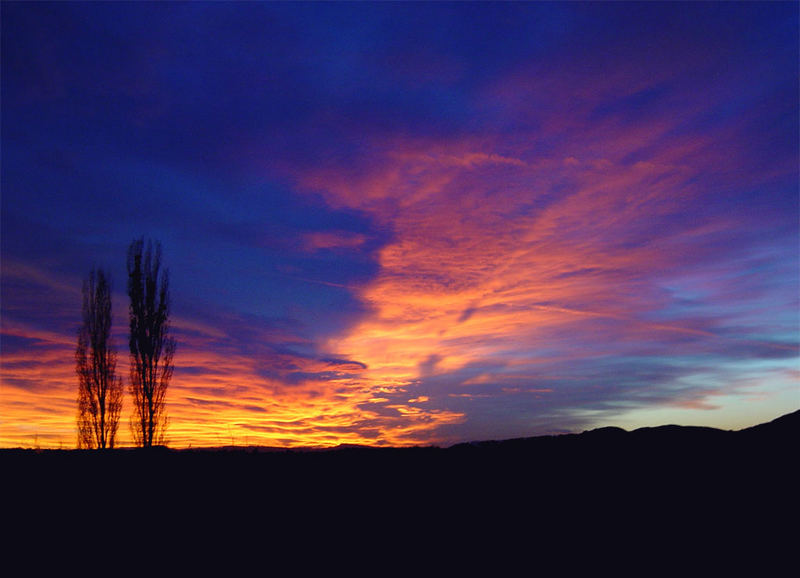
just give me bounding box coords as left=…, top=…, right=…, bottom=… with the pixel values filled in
left=3, top=410, right=797, bottom=566
left=4, top=409, right=797, bottom=502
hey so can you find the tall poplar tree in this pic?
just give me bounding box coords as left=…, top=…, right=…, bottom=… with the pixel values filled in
left=76, top=268, right=123, bottom=449
left=127, top=238, right=176, bottom=447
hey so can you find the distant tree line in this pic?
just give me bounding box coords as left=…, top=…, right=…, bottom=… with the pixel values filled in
left=76, top=238, right=176, bottom=449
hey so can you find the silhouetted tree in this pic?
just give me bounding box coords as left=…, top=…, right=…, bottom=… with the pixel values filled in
left=76, top=268, right=123, bottom=449
left=127, top=238, right=176, bottom=447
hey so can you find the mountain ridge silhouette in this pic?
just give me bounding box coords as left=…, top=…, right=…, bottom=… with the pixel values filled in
left=2, top=408, right=796, bottom=453
left=3, top=408, right=796, bottom=559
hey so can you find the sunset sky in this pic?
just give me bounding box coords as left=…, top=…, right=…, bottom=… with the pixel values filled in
left=2, top=1, right=798, bottom=449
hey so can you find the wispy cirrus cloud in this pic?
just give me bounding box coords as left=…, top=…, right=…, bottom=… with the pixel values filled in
left=285, top=34, right=798, bottom=441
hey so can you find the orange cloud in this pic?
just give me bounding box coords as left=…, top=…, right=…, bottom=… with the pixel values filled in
left=1, top=293, right=464, bottom=448
left=285, top=57, right=797, bottom=442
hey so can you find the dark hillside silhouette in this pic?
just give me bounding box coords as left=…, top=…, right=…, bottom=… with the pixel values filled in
left=737, top=407, right=800, bottom=437
left=4, top=409, right=796, bottom=492
left=2, top=409, right=796, bottom=568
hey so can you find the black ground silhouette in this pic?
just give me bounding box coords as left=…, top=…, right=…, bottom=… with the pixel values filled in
left=3, top=409, right=796, bottom=565
left=5, top=409, right=796, bottom=501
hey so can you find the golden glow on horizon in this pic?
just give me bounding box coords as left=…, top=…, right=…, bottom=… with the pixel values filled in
left=0, top=308, right=465, bottom=448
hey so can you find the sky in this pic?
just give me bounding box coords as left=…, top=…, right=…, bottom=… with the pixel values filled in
left=1, top=1, right=798, bottom=449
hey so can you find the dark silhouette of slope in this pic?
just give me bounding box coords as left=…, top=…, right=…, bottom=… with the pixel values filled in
left=3, top=409, right=796, bottom=483
left=2, top=409, right=796, bottom=569
left=3, top=408, right=794, bottom=527
left=737, top=407, right=800, bottom=438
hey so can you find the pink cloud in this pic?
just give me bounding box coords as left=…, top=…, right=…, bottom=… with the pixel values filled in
left=302, top=231, right=367, bottom=252
left=277, top=51, right=796, bottom=442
